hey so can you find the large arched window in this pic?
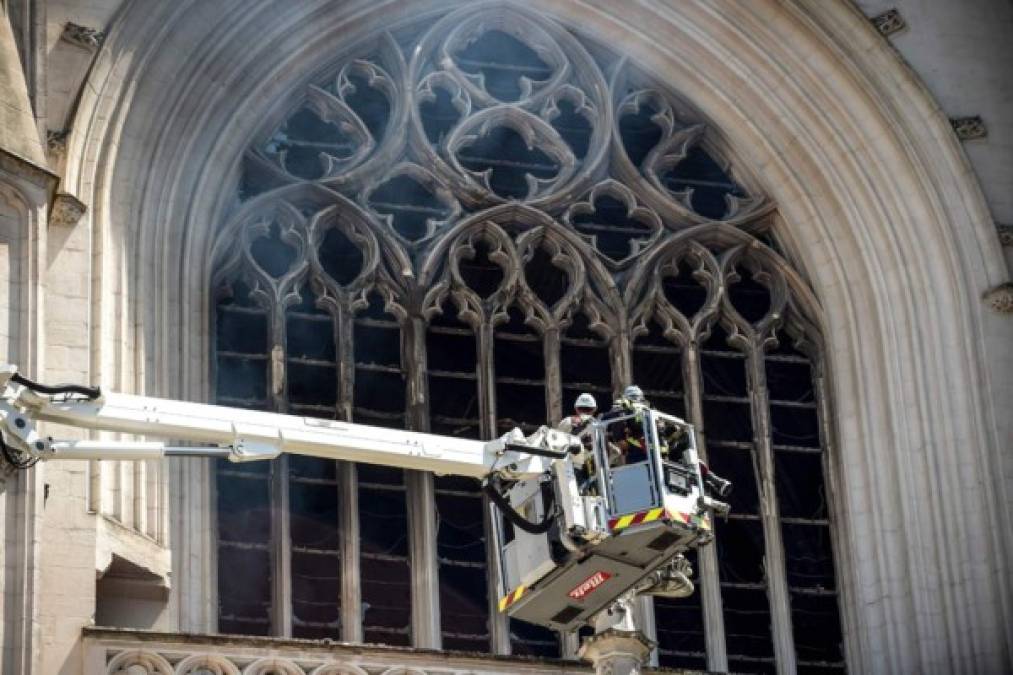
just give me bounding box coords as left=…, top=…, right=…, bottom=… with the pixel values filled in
left=211, top=5, right=844, bottom=672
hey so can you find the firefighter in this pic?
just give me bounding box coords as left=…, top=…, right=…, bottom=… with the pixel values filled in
left=613, top=384, right=648, bottom=413
left=557, top=393, right=598, bottom=493
left=608, top=385, right=650, bottom=464
left=556, top=392, right=598, bottom=436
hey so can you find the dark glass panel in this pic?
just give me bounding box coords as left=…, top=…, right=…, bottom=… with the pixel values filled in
left=662, top=146, right=746, bottom=220
left=318, top=226, right=365, bottom=287
left=782, top=523, right=837, bottom=591
left=457, top=126, right=559, bottom=199
left=218, top=545, right=272, bottom=636
left=662, top=263, right=708, bottom=320
left=342, top=72, right=390, bottom=141
left=549, top=99, right=592, bottom=158
left=791, top=592, right=844, bottom=665
left=570, top=194, right=654, bottom=262
left=459, top=240, right=505, bottom=299
left=715, top=518, right=767, bottom=585
left=249, top=222, right=298, bottom=278
left=453, top=29, right=552, bottom=101
left=619, top=100, right=663, bottom=168
left=525, top=245, right=569, bottom=308
left=722, top=586, right=775, bottom=660
left=727, top=267, right=771, bottom=323
left=368, top=174, right=450, bottom=242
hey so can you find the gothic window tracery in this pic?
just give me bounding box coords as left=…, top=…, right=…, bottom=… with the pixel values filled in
left=211, top=5, right=844, bottom=672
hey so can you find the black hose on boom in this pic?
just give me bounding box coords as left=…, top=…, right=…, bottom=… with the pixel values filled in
left=482, top=479, right=556, bottom=535
left=9, top=372, right=101, bottom=400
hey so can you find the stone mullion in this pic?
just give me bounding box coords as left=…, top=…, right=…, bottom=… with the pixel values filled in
left=544, top=326, right=562, bottom=423
left=542, top=324, right=571, bottom=657
left=746, top=340, right=796, bottom=675
left=338, top=461, right=362, bottom=642
left=268, top=303, right=292, bottom=638
left=334, top=301, right=363, bottom=642
left=405, top=315, right=441, bottom=649
left=335, top=303, right=355, bottom=422
left=478, top=317, right=510, bottom=654
left=612, top=328, right=633, bottom=397
left=684, top=340, right=729, bottom=673
left=477, top=319, right=497, bottom=438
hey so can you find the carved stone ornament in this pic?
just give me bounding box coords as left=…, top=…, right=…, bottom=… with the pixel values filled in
left=61, top=22, right=105, bottom=50
left=578, top=628, right=655, bottom=675
left=50, top=192, right=87, bottom=227
left=46, top=129, right=70, bottom=156
left=997, top=224, right=1012, bottom=247
left=983, top=282, right=1013, bottom=313
left=951, top=116, right=987, bottom=140
left=871, top=9, right=906, bottom=37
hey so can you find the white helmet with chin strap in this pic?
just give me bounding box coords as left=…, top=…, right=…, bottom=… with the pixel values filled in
left=622, top=385, right=645, bottom=403
left=574, top=393, right=597, bottom=412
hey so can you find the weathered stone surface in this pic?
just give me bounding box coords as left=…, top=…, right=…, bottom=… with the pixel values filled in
left=0, top=12, right=46, bottom=168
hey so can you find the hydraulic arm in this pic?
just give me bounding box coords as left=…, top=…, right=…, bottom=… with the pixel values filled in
left=0, top=364, right=575, bottom=479
left=0, top=363, right=730, bottom=634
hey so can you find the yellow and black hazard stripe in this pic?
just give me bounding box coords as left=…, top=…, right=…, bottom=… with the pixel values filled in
left=498, top=584, right=528, bottom=612
left=609, top=508, right=712, bottom=532
left=608, top=507, right=665, bottom=531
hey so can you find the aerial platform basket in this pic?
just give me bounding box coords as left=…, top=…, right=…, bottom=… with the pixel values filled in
left=492, top=409, right=715, bottom=631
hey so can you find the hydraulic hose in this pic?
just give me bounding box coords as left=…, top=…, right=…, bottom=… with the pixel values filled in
left=10, top=372, right=101, bottom=399
left=482, top=480, right=556, bottom=535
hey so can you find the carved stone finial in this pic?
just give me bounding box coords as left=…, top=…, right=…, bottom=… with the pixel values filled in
left=579, top=629, right=655, bottom=675
left=871, top=9, right=906, bottom=37
left=998, top=224, right=1013, bottom=247
left=50, top=193, right=87, bottom=227
left=61, top=23, right=105, bottom=50
left=951, top=116, right=987, bottom=140
left=983, top=283, right=1013, bottom=313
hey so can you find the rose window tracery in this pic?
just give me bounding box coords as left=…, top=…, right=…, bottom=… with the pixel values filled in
left=212, top=4, right=844, bottom=672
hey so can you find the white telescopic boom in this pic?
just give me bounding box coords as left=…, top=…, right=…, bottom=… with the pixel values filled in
left=0, top=366, right=576, bottom=479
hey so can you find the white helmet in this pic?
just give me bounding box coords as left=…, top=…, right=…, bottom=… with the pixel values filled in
left=622, top=385, right=645, bottom=402
left=574, top=393, right=597, bottom=411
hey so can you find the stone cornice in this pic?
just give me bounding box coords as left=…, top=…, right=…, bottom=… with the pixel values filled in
left=0, top=146, right=58, bottom=192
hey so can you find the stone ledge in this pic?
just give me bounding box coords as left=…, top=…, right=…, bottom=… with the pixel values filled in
left=82, top=627, right=716, bottom=674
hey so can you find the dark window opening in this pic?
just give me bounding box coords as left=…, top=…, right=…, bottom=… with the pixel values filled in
left=368, top=174, right=452, bottom=242
left=457, top=126, right=560, bottom=200
left=656, top=550, right=707, bottom=671
left=619, top=99, right=663, bottom=168
left=318, top=226, right=365, bottom=287
left=494, top=307, right=546, bottom=437
left=662, top=263, right=708, bottom=320
left=359, top=465, right=411, bottom=645
left=570, top=194, right=654, bottom=263
left=354, top=293, right=406, bottom=428
left=459, top=240, right=505, bottom=300
left=632, top=318, right=685, bottom=418
left=727, top=267, right=771, bottom=324
left=452, top=29, right=553, bottom=102
left=267, top=105, right=360, bottom=180
left=289, top=461, right=341, bottom=640
left=435, top=476, right=490, bottom=652
left=524, top=245, right=569, bottom=308
left=420, top=85, right=463, bottom=147
left=561, top=312, right=612, bottom=414
left=340, top=72, right=391, bottom=142
left=661, top=145, right=746, bottom=220
left=549, top=98, right=592, bottom=158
